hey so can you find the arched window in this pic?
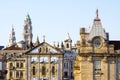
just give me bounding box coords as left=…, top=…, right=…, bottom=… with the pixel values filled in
left=33, top=66, right=35, bottom=75
left=42, top=66, right=46, bottom=75
left=66, top=43, right=69, bottom=48
left=52, top=66, right=55, bottom=75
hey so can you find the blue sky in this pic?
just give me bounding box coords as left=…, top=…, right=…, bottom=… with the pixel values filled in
left=0, top=0, right=120, bottom=46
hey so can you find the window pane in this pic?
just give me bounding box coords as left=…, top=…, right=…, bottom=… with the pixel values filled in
left=94, top=61, right=101, bottom=70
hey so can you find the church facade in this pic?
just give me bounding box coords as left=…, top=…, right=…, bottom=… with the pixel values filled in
left=73, top=10, right=120, bottom=80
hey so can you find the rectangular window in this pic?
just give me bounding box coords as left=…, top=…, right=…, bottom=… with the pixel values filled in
left=64, top=72, right=68, bottom=78
left=64, top=63, right=68, bottom=69
left=10, top=63, right=13, bottom=69
left=20, top=71, right=23, bottom=78
left=94, top=61, right=101, bottom=71
left=93, top=61, right=101, bottom=80
left=16, top=62, right=19, bottom=68
left=71, top=72, right=73, bottom=78
left=20, top=63, right=23, bottom=68
left=94, top=77, right=101, bottom=80
left=71, top=62, right=73, bottom=69
left=10, top=71, right=12, bottom=78
left=16, top=71, right=19, bottom=78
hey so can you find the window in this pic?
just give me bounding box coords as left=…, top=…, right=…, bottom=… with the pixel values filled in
left=42, top=66, right=46, bottom=75
left=26, top=30, right=28, bottom=33
left=94, top=77, right=101, bottom=80
left=64, top=63, right=68, bottom=69
left=16, top=62, right=19, bottom=68
left=93, top=61, right=101, bottom=79
left=10, top=71, right=12, bottom=77
left=64, top=72, right=68, bottom=78
left=16, top=71, right=19, bottom=77
left=66, top=43, right=69, bottom=48
left=71, top=62, right=73, bottom=69
left=11, top=54, right=13, bottom=57
left=33, top=66, right=35, bottom=75
left=94, top=61, right=101, bottom=71
left=20, top=63, right=23, bottom=68
left=46, top=48, right=48, bottom=53
left=39, top=48, right=41, bottom=52
left=14, top=53, right=16, bottom=56
left=52, top=66, right=55, bottom=75
left=10, top=63, right=13, bottom=68
left=20, top=71, right=23, bottom=78
left=71, top=72, right=73, bottom=78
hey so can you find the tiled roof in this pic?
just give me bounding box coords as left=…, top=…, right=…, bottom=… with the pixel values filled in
left=109, top=41, right=120, bottom=50
left=3, top=44, right=23, bottom=50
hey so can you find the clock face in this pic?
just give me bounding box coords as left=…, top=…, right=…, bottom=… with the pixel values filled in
left=93, top=38, right=101, bottom=48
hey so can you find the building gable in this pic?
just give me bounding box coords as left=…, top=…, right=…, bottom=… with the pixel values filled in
left=26, top=42, right=62, bottom=54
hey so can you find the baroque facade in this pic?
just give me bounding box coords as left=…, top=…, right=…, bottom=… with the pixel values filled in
left=25, top=41, right=63, bottom=80
left=2, top=14, right=77, bottom=80
left=73, top=9, right=120, bottom=80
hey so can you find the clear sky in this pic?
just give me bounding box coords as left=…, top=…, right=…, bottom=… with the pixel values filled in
left=0, top=0, right=120, bottom=46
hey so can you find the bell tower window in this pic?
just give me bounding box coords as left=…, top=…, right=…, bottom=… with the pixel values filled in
left=66, top=43, right=69, bottom=48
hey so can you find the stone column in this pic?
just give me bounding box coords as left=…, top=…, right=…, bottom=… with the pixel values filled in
left=36, top=56, right=40, bottom=80
left=58, top=57, right=60, bottom=80
left=109, top=60, right=116, bottom=80
left=28, top=56, right=31, bottom=80
left=26, top=56, right=28, bottom=80
left=68, top=60, right=70, bottom=78
left=48, top=55, right=51, bottom=80
left=60, top=56, right=63, bottom=80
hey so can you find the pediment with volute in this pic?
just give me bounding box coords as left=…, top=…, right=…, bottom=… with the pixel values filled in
left=25, top=42, right=62, bottom=55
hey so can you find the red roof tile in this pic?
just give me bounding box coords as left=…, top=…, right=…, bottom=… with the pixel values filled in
left=3, top=45, right=23, bottom=50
